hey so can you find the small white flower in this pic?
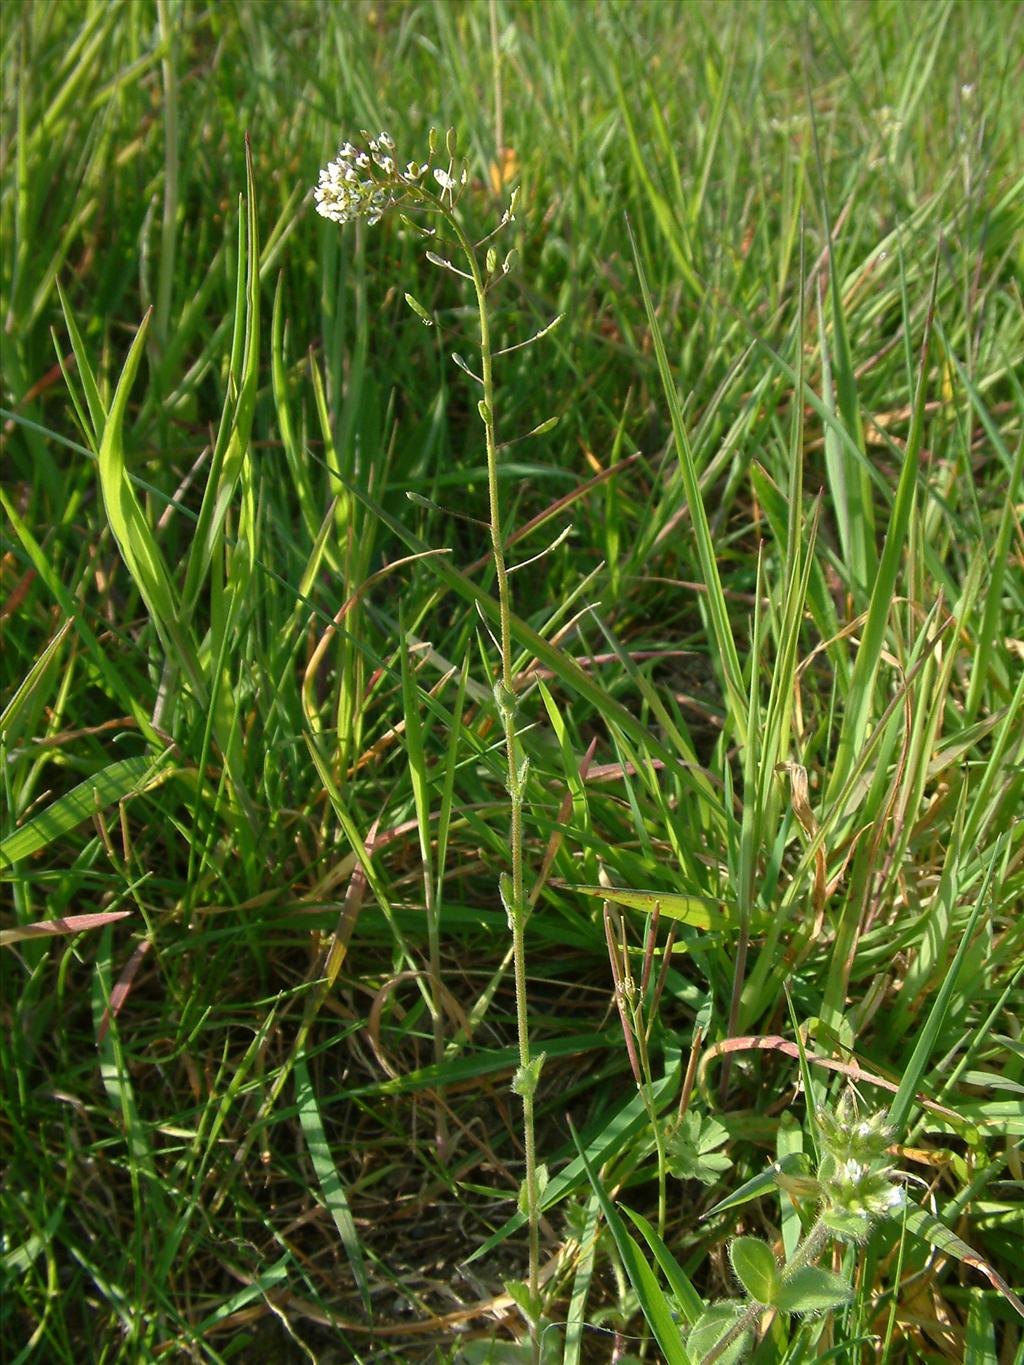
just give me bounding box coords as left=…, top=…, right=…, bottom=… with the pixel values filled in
left=842, top=1159, right=866, bottom=1183
left=434, top=167, right=457, bottom=192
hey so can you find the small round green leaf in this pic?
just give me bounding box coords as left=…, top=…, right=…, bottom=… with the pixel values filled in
left=729, top=1236, right=779, bottom=1304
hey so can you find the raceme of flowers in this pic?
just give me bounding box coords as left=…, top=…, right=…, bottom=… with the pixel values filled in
left=313, top=130, right=466, bottom=227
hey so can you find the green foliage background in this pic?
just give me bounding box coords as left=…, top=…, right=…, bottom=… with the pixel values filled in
left=2, top=1, right=1021, bottom=1361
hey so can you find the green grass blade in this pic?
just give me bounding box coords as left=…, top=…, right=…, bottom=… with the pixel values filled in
left=182, top=138, right=261, bottom=614
left=55, top=276, right=107, bottom=446
left=623, top=1206, right=705, bottom=1325
left=809, top=118, right=874, bottom=596
left=570, top=1119, right=693, bottom=1364
left=904, top=1201, right=1024, bottom=1318
left=887, top=788, right=995, bottom=1134
left=293, top=1052, right=371, bottom=1314
left=627, top=219, right=746, bottom=744
left=827, top=248, right=940, bottom=805
left=93, top=306, right=205, bottom=699
left=0, top=616, right=74, bottom=748
left=568, top=884, right=743, bottom=933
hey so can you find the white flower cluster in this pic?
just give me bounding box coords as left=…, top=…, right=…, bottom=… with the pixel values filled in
left=314, top=130, right=469, bottom=228
left=314, top=131, right=426, bottom=227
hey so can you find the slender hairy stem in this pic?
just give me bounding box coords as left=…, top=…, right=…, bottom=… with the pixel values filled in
left=314, top=130, right=543, bottom=1344
left=446, top=211, right=541, bottom=1327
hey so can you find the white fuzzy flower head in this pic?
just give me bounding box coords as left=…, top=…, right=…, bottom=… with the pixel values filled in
left=881, top=1183, right=905, bottom=1211
left=815, top=1088, right=906, bottom=1237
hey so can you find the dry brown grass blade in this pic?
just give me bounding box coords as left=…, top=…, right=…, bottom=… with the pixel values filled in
left=528, top=736, right=597, bottom=907
left=699, top=1035, right=965, bottom=1125
left=97, top=935, right=152, bottom=1041
left=0, top=909, right=133, bottom=947
left=301, top=549, right=451, bottom=731
left=463, top=451, right=642, bottom=576
left=366, top=969, right=472, bottom=1079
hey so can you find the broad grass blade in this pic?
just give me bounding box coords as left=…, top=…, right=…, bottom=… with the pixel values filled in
left=568, top=884, right=743, bottom=933
left=1, top=755, right=169, bottom=866
left=570, top=1120, right=692, bottom=1364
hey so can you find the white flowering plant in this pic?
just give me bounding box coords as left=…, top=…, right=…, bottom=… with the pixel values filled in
left=314, top=126, right=563, bottom=1350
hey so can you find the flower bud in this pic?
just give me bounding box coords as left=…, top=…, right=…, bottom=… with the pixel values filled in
left=493, top=679, right=517, bottom=716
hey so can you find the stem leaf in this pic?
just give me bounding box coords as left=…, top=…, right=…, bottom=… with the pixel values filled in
left=773, top=1265, right=853, bottom=1314
left=686, top=1305, right=749, bottom=1365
